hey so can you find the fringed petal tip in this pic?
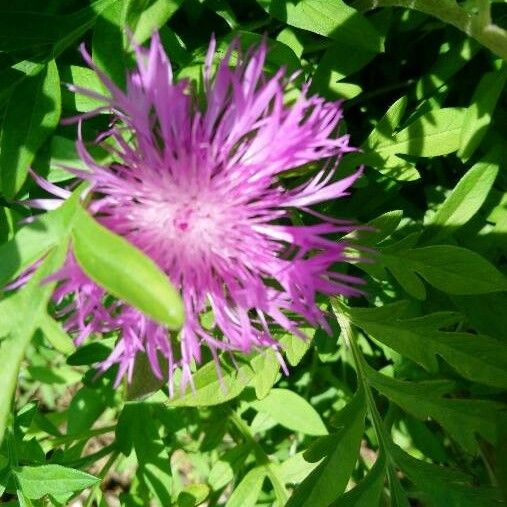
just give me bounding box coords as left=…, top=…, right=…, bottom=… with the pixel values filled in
left=23, top=31, right=366, bottom=386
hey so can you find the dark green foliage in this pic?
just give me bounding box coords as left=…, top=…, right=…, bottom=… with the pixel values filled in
left=0, top=0, right=506, bottom=505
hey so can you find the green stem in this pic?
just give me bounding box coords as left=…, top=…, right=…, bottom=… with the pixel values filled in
left=47, top=425, right=116, bottom=447
left=229, top=411, right=289, bottom=506
left=332, top=299, right=406, bottom=499
left=352, top=0, right=507, bottom=60
left=83, top=449, right=119, bottom=507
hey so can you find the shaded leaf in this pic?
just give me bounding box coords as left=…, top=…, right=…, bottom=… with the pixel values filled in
left=427, top=151, right=499, bottom=241
left=257, top=0, right=383, bottom=52
left=286, top=389, right=366, bottom=506
left=0, top=60, right=61, bottom=198
left=367, top=367, right=504, bottom=453
left=459, top=64, right=507, bottom=161
left=350, top=303, right=507, bottom=388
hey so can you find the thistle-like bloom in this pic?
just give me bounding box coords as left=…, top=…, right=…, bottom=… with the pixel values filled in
left=46, top=34, right=362, bottom=389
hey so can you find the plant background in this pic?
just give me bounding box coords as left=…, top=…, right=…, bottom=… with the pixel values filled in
left=0, top=0, right=506, bottom=506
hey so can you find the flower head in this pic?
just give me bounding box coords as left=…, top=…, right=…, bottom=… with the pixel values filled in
left=50, top=34, right=362, bottom=390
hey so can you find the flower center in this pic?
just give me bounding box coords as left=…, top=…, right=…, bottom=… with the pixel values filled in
left=173, top=206, right=192, bottom=232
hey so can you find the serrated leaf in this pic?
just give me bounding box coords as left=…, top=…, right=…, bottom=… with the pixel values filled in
left=392, top=445, right=502, bottom=507
left=0, top=60, right=61, bottom=198
left=350, top=303, right=507, bottom=388
left=251, top=388, right=327, bottom=436
left=403, top=245, right=507, bottom=295
left=15, top=465, right=98, bottom=499
left=386, top=262, right=427, bottom=300
left=71, top=207, right=184, bottom=329
left=382, top=245, right=507, bottom=295
left=453, top=293, right=507, bottom=339
left=367, top=367, right=504, bottom=453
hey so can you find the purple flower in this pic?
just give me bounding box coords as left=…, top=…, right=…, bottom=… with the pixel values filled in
left=47, top=34, right=363, bottom=390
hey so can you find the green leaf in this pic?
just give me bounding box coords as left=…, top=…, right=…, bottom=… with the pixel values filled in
left=382, top=244, right=507, bottom=295
left=116, top=403, right=161, bottom=458
left=375, top=108, right=466, bottom=157
left=0, top=0, right=114, bottom=53
left=178, top=484, right=210, bottom=507
left=0, top=60, right=61, bottom=198
left=367, top=368, right=503, bottom=453
left=61, top=66, right=108, bottom=113
left=250, top=349, right=280, bottom=400
left=403, top=245, right=507, bottom=295
left=16, top=490, right=34, bottom=507
left=415, top=39, right=478, bottom=101
left=0, top=11, right=60, bottom=52
left=392, top=445, right=502, bottom=507
left=350, top=303, right=507, bottom=388
left=0, top=192, right=79, bottom=288
left=360, top=210, right=404, bottom=247
left=225, top=467, right=266, bottom=507
left=286, top=390, right=366, bottom=507
left=427, top=151, right=499, bottom=241
left=15, top=465, right=98, bottom=499
left=71, top=207, right=184, bottom=329
left=251, top=388, right=327, bottom=436
left=66, top=341, right=113, bottom=366
left=126, top=352, right=166, bottom=401
left=130, top=0, right=184, bottom=45
left=38, top=313, right=75, bottom=355
left=167, top=359, right=254, bottom=407
left=279, top=452, right=320, bottom=485
left=347, top=97, right=423, bottom=182
left=257, top=0, right=383, bottom=53
left=458, top=63, right=507, bottom=161
left=311, top=41, right=376, bottom=100
left=92, top=1, right=128, bottom=88
left=366, top=96, right=408, bottom=147
left=67, top=386, right=112, bottom=437
left=453, top=293, right=507, bottom=339
left=330, top=454, right=386, bottom=507
left=0, top=246, right=68, bottom=444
